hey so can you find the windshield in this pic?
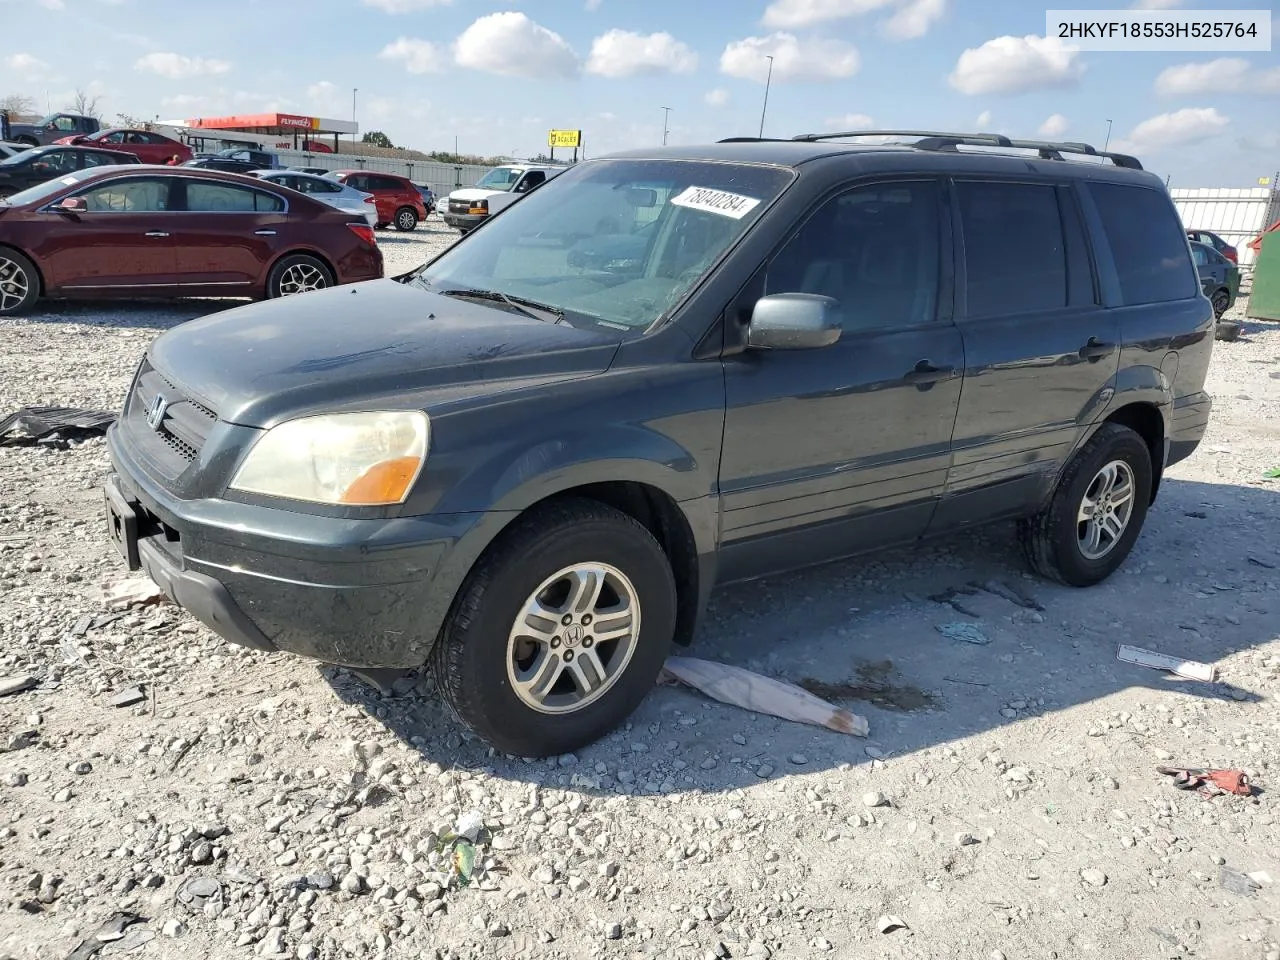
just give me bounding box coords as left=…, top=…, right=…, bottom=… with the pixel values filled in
left=412, top=159, right=793, bottom=331
left=0, top=150, right=34, bottom=167
left=0, top=166, right=100, bottom=206
left=473, top=166, right=523, bottom=190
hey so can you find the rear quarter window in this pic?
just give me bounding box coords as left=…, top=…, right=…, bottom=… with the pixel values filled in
left=1088, top=182, right=1197, bottom=305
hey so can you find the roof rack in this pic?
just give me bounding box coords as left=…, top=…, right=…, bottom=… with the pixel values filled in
left=786, top=129, right=1143, bottom=171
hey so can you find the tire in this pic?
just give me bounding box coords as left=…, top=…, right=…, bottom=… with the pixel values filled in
left=393, top=207, right=418, bottom=232
left=0, top=248, right=40, bottom=316
left=1018, top=422, right=1153, bottom=587
left=266, top=254, right=333, bottom=299
left=431, top=498, right=677, bottom=758
left=1216, top=320, right=1242, bottom=342
left=1210, top=289, right=1230, bottom=319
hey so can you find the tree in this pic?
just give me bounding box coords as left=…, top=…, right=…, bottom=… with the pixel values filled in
left=0, top=93, right=36, bottom=118
left=362, top=130, right=394, bottom=149
left=69, top=88, right=102, bottom=118
left=115, top=112, right=151, bottom=130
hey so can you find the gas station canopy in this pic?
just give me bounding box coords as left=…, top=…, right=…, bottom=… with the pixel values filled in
left=182, top=113, right=358, bottom=137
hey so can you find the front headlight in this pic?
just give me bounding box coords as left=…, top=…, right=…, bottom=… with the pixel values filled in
left=229, top=411, right=429, bottom=506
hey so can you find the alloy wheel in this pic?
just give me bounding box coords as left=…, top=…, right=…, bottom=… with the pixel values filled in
left=1077, top=460, right=1136, bottom=560
left=506, top=563, right=641, bottom=715
left=0, top=257, right=31, bottom=313
left=277, top=262, right=328, bottom=296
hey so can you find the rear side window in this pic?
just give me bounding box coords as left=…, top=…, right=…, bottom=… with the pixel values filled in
left=1088, top=182, right=1197, bottom=304
left=186, top=181, right=285, bottom=212
left=957, top=181, right=1068, bottom=318
left=369, top=175, right=403, bottom=191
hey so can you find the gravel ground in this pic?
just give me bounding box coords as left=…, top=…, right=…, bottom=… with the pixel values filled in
left=1, top=220, right=1278, bottom=960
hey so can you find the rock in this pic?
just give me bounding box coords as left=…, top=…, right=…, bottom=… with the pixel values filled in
left=307, top=873, right=334, bottom=891
left=1004, top=767, right=1032, bottom=783
left=813, top=937, right=834, bottom=950
left=788, top=753, right=808, bottom=765
left=956, top=832, right=979, bottom=846
left=340, top=872, right=366, bottom=895
left=161, top=918, right=186, bottom=938
left=199, top=822, right=229, bottom=840
left=877, top=915, right=908, bottom=934
left=189, top=842, right=213, bottom=865
left=991, top=952, right=1008, bottom=960
left=567, top=876, right=589, bottom=893
left=1080, top=868, right=1108, bottom=887
left=746, top=942, right=772, bottom=959
left=0, top=675, right=36, bottom=697
left=598, top=861, right=620, bottom=878
left=604, top=922, right=623, bottom=940
left=69, top=761, right=92, bottom=775
left=6, top=772, right=28, bottom=787
left=863, top=791, right=886, bottom=808
left=487, top=922, right=510, bottom=937
left=755, top=764, right=774, bottom=778
left=109, top=686, right=147, bottom=708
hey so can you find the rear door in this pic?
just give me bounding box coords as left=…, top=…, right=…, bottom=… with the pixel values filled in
left=172, top=179, right=288, bottom=289
left=934, top=177, right=1119, bottom=531
left=36, top=175, right=179, bottom=291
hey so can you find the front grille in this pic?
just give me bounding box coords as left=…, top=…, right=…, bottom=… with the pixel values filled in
left=124, top=359, right=218, bottom=480
left=449, top=200, right=471, bottom=213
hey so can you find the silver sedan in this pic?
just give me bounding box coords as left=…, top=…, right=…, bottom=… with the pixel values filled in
left=249, top=170, right=378, bottom=227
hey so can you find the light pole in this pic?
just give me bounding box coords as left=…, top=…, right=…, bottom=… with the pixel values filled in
left=1102, top=118, right=1112, bottom=157
left=759, top=55, right=774, bottom=138
left=661, top=106, right=671, bottom=145
left=352, top=88, right=358, bottom=148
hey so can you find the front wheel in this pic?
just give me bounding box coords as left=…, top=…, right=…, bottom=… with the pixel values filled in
left=266, top=254, right=333, bottom=299
left=1018, top=423, right=1152, bottom=587
left=431, top=499, right=677, bottom=758
left=394, top=207, right=418, bottom=231
left=0, top=249, right=40, bottom=316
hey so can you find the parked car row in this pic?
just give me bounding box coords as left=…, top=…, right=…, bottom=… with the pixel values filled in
left=0, top=165, right=383, bottom=315
left=0, top=145, right=141, bottom=197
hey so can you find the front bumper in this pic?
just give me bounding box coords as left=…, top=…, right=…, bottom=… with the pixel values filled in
left=105, top=425, right=508, bottom=668
left=441, top=211, right=486, bottom=230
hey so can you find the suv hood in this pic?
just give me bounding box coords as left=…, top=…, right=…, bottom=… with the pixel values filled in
left=148, top=279, right=621, bottom=428
left=449, top=187, right=504, bottom=202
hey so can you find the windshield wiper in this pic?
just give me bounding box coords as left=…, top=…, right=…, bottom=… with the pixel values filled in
left=438, top=287, right=564, bottom=324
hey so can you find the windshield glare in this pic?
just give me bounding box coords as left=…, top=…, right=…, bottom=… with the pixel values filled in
left=416, top=159, right=792, bottom=331
left=474, top=167, right=522, bottom=190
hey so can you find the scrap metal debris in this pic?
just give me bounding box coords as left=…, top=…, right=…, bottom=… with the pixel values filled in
left=0, top=406, right=116, bottom=446
left=109, top=686, right=148, bottom=709
left=95, top=577, right=168, bottom=611
left=1219, top=866, right=1262, bottom=898
left=1157, top=766, right=1254, bottom=797
left=0, top=674, right=37, bottom=697
left=65, top=912, right=144, bottom=960
left=936, top=622, right=991, bottom=645
left=660, top=656, right=870, bottom=737
left=1117, top=644, right=1217, bottom=683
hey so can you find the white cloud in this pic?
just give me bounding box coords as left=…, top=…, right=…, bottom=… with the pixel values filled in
left=360, top=0, right=452, bottom=10
left=948, top=35, right=1083, bottom=95
left=824, top=113, right=874, bottom=129
left=1116, top=107, right=1229, bottom=153
left=584, top=0, right=602, bottom=8
left=1130, top=0, right=1182, bottom=8
left=975, top=110, right=993, bottom=127
left=704, top=88, right=730, bottom=107
left=5, top=53, right=48, bottom=72
left=585, top=30, right=697, bottom=77
left=453, top=12, right=578, bottom=79
left=1038, top=113, right=1069, bottom=137
left=379, top=37, right=444, bottom=74
left=720, top=33, right=859, bottom=82
left=762, top=0, right=896, bottom=28
left=882, top=0, right=945, bottom=40
left=37, top=0, right=64, bottom=9
left=134, top=52, right=231, bottom=79
left=1154, top=57, right=1280, bottom=95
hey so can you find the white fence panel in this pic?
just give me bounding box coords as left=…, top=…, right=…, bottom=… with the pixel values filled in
left=1171, top=187, right=1280, bottom=268
left=273, top=149, right=493, bottom=201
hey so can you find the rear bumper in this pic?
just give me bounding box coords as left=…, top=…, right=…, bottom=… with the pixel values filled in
left=1167, top=391, right=1212, bottom=468
left=105, top=425, right=510, bottom=668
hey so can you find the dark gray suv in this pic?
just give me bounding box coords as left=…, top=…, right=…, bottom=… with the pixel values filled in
left=103, top=130, right=1215, bottom=758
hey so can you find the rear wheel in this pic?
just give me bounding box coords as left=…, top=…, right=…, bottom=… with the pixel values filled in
left=394, top=207, right=418, bottom=232
left=431, top=499, right=677, bottom=758
left=1210, top=288, right=1230, bottom=318
left=1018, top=423, right=1152, bottom=587
left=0, top=249, right=40, bottom=316
left=267, top=254, right=333, bottom=299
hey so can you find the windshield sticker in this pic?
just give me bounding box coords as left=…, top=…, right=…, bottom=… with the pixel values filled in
left=61, top=177, right=78, bottom=185
left=669, top=186, right=761, bottom=220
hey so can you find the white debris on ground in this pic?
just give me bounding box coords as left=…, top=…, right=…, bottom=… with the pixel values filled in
left=1, top=220, right=1278, bottom=960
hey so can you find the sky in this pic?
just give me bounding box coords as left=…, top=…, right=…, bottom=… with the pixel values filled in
left=1, top=0, right=1278, bottom=187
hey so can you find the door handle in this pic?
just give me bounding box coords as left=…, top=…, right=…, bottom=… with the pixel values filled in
left=254, top=229, right=277, bottom=236
left=1078, top=337, right=1114, bottom=361
left=144, top=231, right=169, bottom=238
left=903, top=359, right=955, bottom=385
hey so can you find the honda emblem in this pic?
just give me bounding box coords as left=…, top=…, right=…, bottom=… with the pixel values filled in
left=145, top=394, right=169, bottom=432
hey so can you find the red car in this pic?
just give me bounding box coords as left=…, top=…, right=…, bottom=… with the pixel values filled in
left=0, top=166, right=382, bottom=315
left=54, top=128, right=193, bottom=165
left=326, top=170, right=425, bottom=231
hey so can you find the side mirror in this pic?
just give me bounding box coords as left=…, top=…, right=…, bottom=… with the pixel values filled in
left=53, top=196, right=87, bottom=214
left=747, top=293, right=842, bottom=350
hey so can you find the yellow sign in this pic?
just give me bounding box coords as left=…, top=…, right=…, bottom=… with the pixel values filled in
left=548, top=128, right=581, bottom=148
left=1260, top=176, right=1273, bottom=186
